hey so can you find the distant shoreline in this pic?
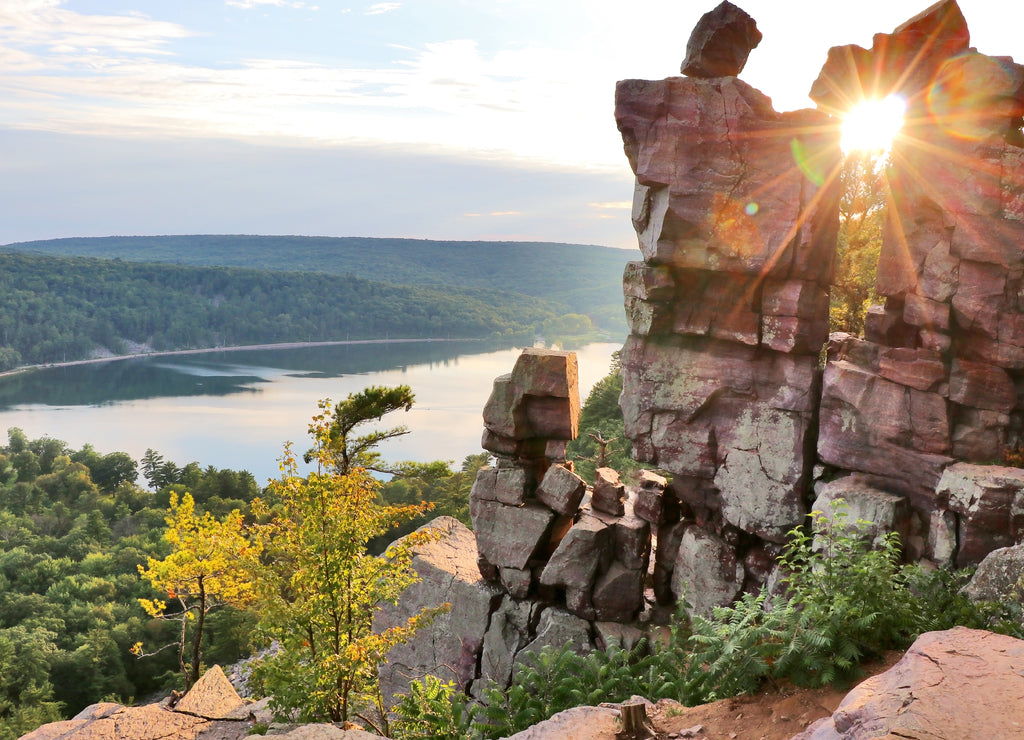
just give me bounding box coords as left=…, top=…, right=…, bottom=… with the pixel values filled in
left=0, top=337, right=482, bottom=379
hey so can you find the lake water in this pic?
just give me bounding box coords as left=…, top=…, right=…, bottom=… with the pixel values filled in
left=0, top=340, right=621, bottom=485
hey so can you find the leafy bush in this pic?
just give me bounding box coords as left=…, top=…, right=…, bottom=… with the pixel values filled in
left=903, top=565, right=1024, bottom=638
left=390, top=675, right=472, bottom=740
left=687, top=502, right=917, bottom=699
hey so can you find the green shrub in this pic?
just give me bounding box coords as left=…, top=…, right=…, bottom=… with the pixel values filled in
left=903, top=565, right=1024, bottom=638
left=390, top=675, right=472, bottom=740
left=687, top=502, right=919, bottom=697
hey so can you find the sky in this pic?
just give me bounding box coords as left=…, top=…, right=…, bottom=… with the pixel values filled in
left=1, top=0, right=1022, bottom=250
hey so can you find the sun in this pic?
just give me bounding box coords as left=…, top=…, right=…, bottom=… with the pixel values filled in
left=841, top=96, right=907, bottom=154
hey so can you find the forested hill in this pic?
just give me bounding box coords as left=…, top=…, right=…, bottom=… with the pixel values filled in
left=0, top=251, right=580, bottom=369
left=3, top=235, right=631, bottom=330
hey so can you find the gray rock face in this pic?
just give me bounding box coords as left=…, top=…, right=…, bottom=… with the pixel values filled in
left=478, top=597, right=538, bottom=692
left=375, top=517, right=501, bottom=704
left=794, top=628, right=1024, bottom=740
left=592, top=562, right=644, bottom=622
left=681, top=1, right=762, bottom=78
left=670, top=526, right=744, bottom=619
left=938, top=463, right=1024, bottom=565
left=811, top=475, right=911, bottom=548
left=471, top=498, right=555, bottom=571
left=516, top=606, right=593, bottom=669
left=963, top=542, right=1024, bottom=602
left=540, top=513, right=613, bottom=618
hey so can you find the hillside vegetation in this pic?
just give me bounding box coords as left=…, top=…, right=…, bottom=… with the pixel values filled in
left=3, top=235, right=630, bottom=333
left=0, top=250, right=599, bottom=369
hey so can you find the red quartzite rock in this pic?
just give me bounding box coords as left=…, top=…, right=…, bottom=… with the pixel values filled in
left=615, top=76, right=839, bottom=282
left=817, top=359, right=953, bottom=504
left=632, top=469, right=668, bottom=524
left=592, top=467, right=626, bottom=516
left=809, top=0, right=969, bottom=115
left=680, top=0, right=762, bottom=78
left=535, top=463, right=587, bottom=517
left=481, top=349, right=580, bottom=449
left=937, top=462, right=1024, bottom=565
left=794, top=627, right=1024, bottom=740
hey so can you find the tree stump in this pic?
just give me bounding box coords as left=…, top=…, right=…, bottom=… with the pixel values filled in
left=617, top=700, right=655, bottom=739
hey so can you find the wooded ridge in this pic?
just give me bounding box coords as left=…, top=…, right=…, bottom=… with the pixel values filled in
left=0, top=246, right=616, bottom=369
left=3, top=235, right=630, bottom=332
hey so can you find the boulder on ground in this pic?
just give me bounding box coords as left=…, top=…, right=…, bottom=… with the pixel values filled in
left=794, top=627, right=1024, bottom=740
left=504, top=705, right=620, bottom=740
left=20, top=702, right=211, bottom=740
left=670, top=525, right=744, bottom=618
left=173, top=665, right=245, bottom=719
left=962, top=542, right=1024, bottom=602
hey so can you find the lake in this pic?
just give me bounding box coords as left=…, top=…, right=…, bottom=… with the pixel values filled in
left=0, top=340, right=621, bottom=484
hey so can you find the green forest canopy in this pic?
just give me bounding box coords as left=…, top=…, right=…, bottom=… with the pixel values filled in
left=0, top=250, right=615, bottom=369
left=3, top=235, right=630, bottom=331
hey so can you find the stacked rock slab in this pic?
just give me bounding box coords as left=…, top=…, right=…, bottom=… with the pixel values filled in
left=614, top=1, right=842, bottom=612
left=469, top=349, right=667, bottom=688
left=811, top=0, right=1024, bottom=566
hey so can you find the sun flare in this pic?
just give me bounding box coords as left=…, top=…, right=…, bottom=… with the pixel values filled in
left=841, top=96, right=907, bottom=154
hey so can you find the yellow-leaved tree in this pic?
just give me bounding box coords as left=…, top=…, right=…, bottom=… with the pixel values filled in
left=135, top=492, right=260, bottom=688
left=249, top=390, right=446, bottom=729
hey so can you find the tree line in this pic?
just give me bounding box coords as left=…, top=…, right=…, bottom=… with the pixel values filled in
left=0, top=252, right=598, bottom=370
left=3, top=235, right=629, bottom=333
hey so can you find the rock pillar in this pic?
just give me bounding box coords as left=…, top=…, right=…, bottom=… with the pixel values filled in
left=613, top=21, right=842, bottom=601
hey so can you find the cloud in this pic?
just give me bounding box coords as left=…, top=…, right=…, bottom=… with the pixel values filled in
left=0, top=3, right=639, bottom=170
left=0, top=128, right=638, bottom=248
left=225, top=0, right=316, bottom=8
left=364, top=2, right=400, bottom=15
left=0, top=1, right=192, bottom=60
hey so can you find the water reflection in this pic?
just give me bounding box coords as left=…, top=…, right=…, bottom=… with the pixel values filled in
left=0, top=339, right=495, bottom=409
left=0, top=340, right=621, bottom=486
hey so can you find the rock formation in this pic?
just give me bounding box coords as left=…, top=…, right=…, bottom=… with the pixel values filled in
left=810, top=0, right=1024, bottom=569
left=453, top=0, right=1024, bottom=689
left=614, top=6, right=840, bottom=611
left=610, top=0, right=1024, bottom=616
left=375, top=516, right=501, bottom=702
left=680, top=0, right=762, bottom=78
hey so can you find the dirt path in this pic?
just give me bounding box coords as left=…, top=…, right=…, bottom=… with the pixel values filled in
left=648, top=651, right=902, bottom=740
left=0, top=337, right=477, bottom=379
